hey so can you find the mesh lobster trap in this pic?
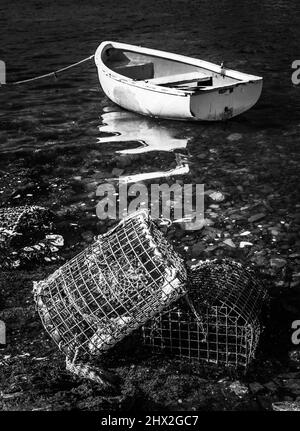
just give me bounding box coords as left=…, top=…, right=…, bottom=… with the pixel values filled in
left=142, top=259, right=268, bottom=369
left=0, top=205, right=53, bottom=249
left=33, top=210, right=187, bottom=358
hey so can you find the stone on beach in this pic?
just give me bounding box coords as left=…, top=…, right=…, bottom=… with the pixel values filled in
left=226, top=133, right=243, bottom=142
left=248, top=213, right=266, bottom=223
left=223, top=238, right=236, bottom=248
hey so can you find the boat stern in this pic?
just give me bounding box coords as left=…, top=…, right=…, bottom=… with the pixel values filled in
left=190, top=78, right=263, bottom=121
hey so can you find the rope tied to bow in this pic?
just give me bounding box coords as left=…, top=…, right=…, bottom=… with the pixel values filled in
left=0, top=54, right=94, bottom=87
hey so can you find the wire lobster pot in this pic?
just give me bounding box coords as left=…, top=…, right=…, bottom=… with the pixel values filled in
left=33, top=210, right=187, bottom=358
left=143, top=259, right=268, bottom=369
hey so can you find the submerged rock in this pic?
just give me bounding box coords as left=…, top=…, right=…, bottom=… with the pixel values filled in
left=208, top=191, right=225, bottom=202
left=0, top=206, right=63, bottom=269
left=226, top=133, right=243, bottom=142
left=229, top=381, right=249, bottom=397
left=248, top=213, right=266, bottom=223
left=223, top=238, right=236, bottom=248
left=270, top=258, right=287, bottom=269
left=272, top=401, right=300, bottom=411
left=249, top=382, right=265, bottom=395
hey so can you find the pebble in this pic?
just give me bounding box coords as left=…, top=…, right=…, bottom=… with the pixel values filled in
left=112, top=167, right=125, bottom=176
left=180, top=218, right=214, bottom=231
left=249, top=382, right=265, bottom=394
left=240, top=241, right=253, bottom=248
left=264, top=381, right=278, bottom=393
left=289, top=350, right=300, bottom=365
left=46, top=234, right=64, bottom=247
left=272, top=401, right=300, bottom=411
left=191, top=242, right=205, bottom=257
left=248, top=213, right=266, bottom=223
left=226, top=133, right=243, bottom=142
left=229, top=381, right=249, bottom=397
left=81, top=231, right=94, bottom=243
left=208, top=191, right=225, bottom=202
left=290, top=253, right=300, bottom=258
left=240, top=231, right=251, bottom=236
left=270, top=258, right=287, bottom=269
left=223, top=238, right=236, bottom=248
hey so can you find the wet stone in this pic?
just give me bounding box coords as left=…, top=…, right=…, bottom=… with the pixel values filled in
left=81, top=231, right=94, bottom=243
left=249, top=382, right=265, bottom=395
left=223, top=238, right=236, bottom=248
left=229, top=381, right=249, bottom=397
left=191, top=242, right=205, bottom=258
left=264, top=381, right=278, bottom=393
left=248, top=213, right=266, bottom=223
left=270, top=258, right=287, bottom=269
left=226, top=133, right=243, bottom=142
left=112, top=168, right=125, bottom=177
left=281, top=380, right=300, bottom=396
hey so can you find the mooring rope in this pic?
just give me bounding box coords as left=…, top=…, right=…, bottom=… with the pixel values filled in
left=1, top=54, right=94, bottom=87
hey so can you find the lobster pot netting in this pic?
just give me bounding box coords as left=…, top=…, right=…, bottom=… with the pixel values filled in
left=0, top=205, right=53, bottom=248
left=34, top=210, right=187, bottom=358
left=143, top=259, right=268, bottom=369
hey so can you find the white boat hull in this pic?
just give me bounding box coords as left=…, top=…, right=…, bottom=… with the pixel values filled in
left=95, top=41, right=263, bottom=122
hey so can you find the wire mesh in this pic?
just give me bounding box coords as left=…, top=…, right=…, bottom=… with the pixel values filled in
left=143, top=259, right=268, bottom=369
left=34, top=210, right=187, bottom=358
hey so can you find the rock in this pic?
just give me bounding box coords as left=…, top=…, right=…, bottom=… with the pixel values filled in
left=191, top=242, right=205, bottom=258
left=180, top=218, right=214, bottom=231
left=112, top=167, right=125, bottom=177
left=86, top=181, right=98, bottom=192
left=229, top=381, right=248, bottom=397
left=270, top=258, right=287, bottom=269
left=248, top=213, right=266, bottom=223
left=289, top=350, right=300, bottom=363
left=289, top=253, right=300, bottom=259
left=208, top=191, right=225, bottom=202
left=81, top=231, right=94, bottom=243
left=223, top=238, right=236, bottom=248
left=114, top=155, right=133, bottom=169
left=249, top=382, right=265, bottom=395
left=226, top=133, right=243, bottom=142
left=264, top=381, right=278, bottom=393
left=278, top=372, right=300, bottom=379
left=272, top=401, right=300, bottom=411
left=240, top=241, right=253, bottom=248
left=281, top=380, right=300, bottom=396
left=240, top=230, right=251, bottom=236
left=46, top=234, right=64, bottom=247
left=0, top=392, right=23, bottom=400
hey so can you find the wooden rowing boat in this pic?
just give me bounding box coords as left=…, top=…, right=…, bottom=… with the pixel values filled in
left=95, top=41, right=263, bottom=122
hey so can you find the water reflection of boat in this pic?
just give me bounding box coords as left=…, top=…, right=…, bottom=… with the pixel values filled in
left=98, top=108, right=189, bottom=154
left=117, top=153, right=190, bottom=184
left=98, top=107, right=190, bottom=183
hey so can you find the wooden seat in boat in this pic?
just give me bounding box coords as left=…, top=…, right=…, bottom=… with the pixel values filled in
left=143, top=72, right=213, bottom=88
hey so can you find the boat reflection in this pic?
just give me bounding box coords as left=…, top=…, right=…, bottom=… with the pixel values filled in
left=98, top=107, right=191, bottom=182
left=98, top=107, right=189, bottom=154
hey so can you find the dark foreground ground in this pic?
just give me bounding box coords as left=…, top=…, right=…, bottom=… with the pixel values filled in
left=0, top=142, right=299, bottom=410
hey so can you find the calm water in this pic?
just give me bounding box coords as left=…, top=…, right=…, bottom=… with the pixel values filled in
left=0, top=0, right=299, bottom=229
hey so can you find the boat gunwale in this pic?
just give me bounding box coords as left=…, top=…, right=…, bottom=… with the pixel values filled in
left=95, top=41, right=263, bottom=97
